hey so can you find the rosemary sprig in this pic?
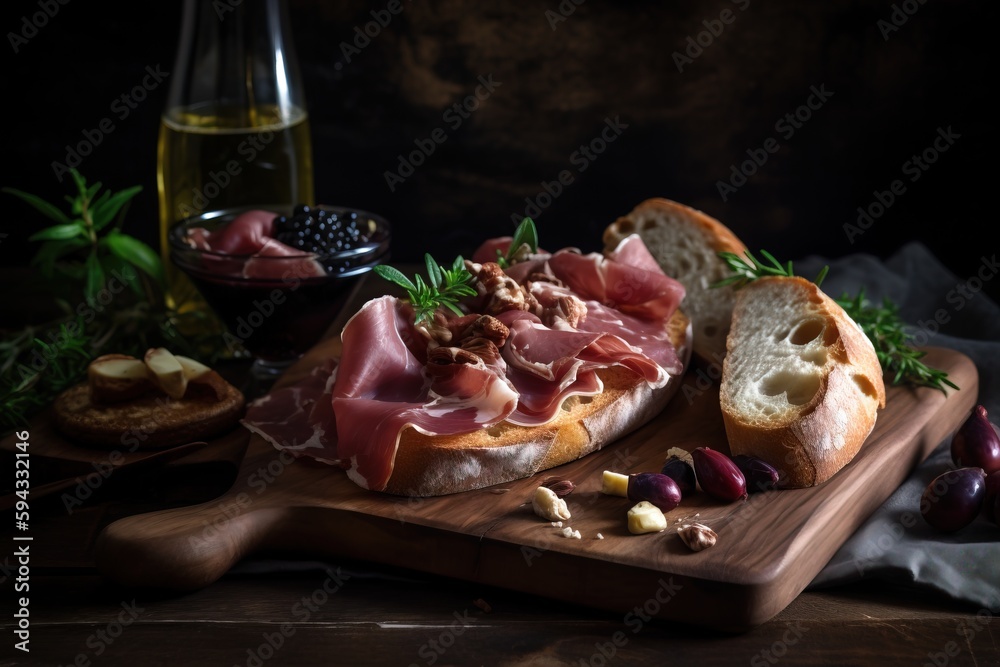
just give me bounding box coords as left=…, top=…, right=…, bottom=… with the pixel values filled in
left=374, top=254, right=477, bottom=324
left=711, top=248, right=954, bottom=392
left=496, top=217, right=539, bottom=269
left=3, top=168, right=163, bottom=304
left=0, top=169, right=223, bottom=433
left=0, top=322, right=92, bottom=431
left=837, top=290, right=959, bottom=394
left=712, top=249, right=829, bottom=289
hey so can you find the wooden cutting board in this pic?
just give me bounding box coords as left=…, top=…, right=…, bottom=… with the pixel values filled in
left=91, top=340, right=978, bottom=632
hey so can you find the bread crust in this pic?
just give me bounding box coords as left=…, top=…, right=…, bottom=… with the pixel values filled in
left=603, top=198, right=749, bottom=363
left=720, top=277, right=886, bottom=488
left=52, top=381, right=245, bottom=450
left=381, top=309, right=693, bottom=496
left=603, top=197, right=748, bottom=257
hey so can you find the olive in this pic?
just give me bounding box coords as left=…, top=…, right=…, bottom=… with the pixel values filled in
left=730, top=454, right=780, bottom=493
left=920, top=467, right=987, bottom=532
left=627, top=473, right=682, bottom=513
left=661, top=454, right=697, bottom=497
left=692, top=447, right=747, bottom=502
left=951, top=405, right=1000, bottom=474
left=984, top=470, right=1000, bottom=525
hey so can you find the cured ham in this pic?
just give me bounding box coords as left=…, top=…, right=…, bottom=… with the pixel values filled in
left=185, top=209, right=326, bottom=280
left=241, top=232, right=686, bottom=493
left=332, top=296, right=519, bottom=490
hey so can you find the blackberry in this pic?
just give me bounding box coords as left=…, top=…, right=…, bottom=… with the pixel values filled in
left=273, top=205, right=374, bottom=258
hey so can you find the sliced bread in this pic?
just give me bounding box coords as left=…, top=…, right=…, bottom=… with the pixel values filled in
left=603, top=197, right=749, bottom=363
left=720, top=276, right=886, bottom=488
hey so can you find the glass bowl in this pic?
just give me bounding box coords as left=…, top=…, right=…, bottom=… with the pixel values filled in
left=168, top=205, right=391, bottom=384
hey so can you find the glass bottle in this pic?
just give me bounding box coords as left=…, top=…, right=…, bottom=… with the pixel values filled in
left=157, top=0, right=314, bottom=343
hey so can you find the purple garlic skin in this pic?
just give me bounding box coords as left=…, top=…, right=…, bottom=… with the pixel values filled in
left=730, top=455, right=780, bottom=493
left=920, top=467, right=986, bottom=533
left=627, top=472, right=682, bottom=512
left=951, top=405, right=1000, bottom=474
left=692, top=447, right=748, bottom=502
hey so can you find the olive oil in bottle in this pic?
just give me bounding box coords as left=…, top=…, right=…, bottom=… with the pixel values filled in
left=157, top=0, right=314, bottom=344
left=157, top=103, right=314, bottom=315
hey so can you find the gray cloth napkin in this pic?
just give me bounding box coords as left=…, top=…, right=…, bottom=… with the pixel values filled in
left=797, top=242, right=1000, bottom=610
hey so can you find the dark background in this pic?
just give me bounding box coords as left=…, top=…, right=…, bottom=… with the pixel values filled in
left=2, top=0, right=996, bottom=305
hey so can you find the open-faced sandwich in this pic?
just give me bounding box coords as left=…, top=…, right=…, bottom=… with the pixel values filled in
left=242, top=220, right=693, bottom=496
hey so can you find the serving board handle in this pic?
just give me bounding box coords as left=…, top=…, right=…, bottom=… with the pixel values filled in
left=94, top=492, right=285, bottom=591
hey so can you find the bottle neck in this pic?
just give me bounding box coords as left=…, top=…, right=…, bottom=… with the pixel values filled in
left=164, top=0, right=305, bottom=128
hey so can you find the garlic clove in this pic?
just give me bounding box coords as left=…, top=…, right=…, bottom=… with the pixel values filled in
left=532, top=486, right=571, bottom=522
left=601, top=470, right=629, bottom=497
left=627, top=500, right=668, bottom=534
left=677, top=523, right=718, bottom=551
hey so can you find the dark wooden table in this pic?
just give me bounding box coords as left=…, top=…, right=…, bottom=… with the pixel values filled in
left=2, top=270, right=999, bottom=666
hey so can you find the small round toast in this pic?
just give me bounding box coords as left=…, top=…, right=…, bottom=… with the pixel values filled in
left=52, top=381, right=245, bottom=450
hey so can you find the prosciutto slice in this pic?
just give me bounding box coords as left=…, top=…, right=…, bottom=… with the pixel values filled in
left=332, top=296, right=519, bottom=490
left=186, top=209, right=326, bottom=280
left=241, top=232, right=686, bottom=494
left=240, top=358, right=339, bottom=463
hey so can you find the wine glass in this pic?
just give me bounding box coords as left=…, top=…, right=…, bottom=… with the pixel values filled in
left=167, top=205, right=391, bottom=396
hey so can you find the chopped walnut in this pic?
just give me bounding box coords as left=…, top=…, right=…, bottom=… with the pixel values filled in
left=541, top=294, right=587, bottom=329
left=461, top=338, right=502, bottom=366
left=458, top=315, right=509, bottom=348
left=525, top=271, right=563, bottom=287
left=468, top=261, right=532, bottom=315
left=426, top=346, right=482, bottom=369
left=414, top=311, right=454, bottom=346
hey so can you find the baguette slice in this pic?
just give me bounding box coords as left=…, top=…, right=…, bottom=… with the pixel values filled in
left=720, top=276, right=886, bottom=488
left=382, top=309, right=692, bottom=496
left=603, top=197, right=749, bottom=364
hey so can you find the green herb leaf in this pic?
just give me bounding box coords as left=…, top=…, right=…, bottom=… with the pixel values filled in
left=84, top=251, right=105, bottom=303
left=837, top=290, right=958, bottom=394
left=27, top=223, right=85, bottom=242
left=510, top=217, right=538, bottom=256
left=91, top=185, right=142, bottom=230
left=711, top=249, right=829, bottom=289
left=425, top=253, right=442, bottom=288
left=2, top=187, right=73, bottom=224
left=373, top=256, right=475, bottom=324
left=497, top=217, right=539, bottom=268
left=374, top=264, right=417, bottom=292
left=103, top=231, right=165, bottom=289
